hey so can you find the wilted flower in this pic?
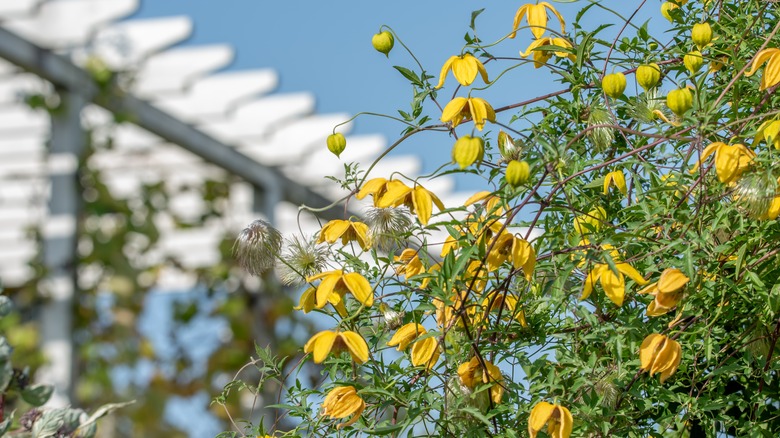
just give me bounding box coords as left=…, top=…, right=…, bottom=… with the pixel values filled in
left=745, top=48, right=780, bottom=91
left=639, top=333, right=682, bottom=383
left=304, top=330, right=369, bottom=363
left=690, top=141, right=755, bottom=184
left=233, top=219, right=282, bottom=276
left=363, top=206, right=412, bottom=251
left=316, top=219, right=371, bottom=250
left=520, top=37, right=575, bottom=69
left=321, top=386, right=365, bottom=429
left=307, top=270, right=374, bottom=309
left=458, top=356, right=504, bottom=405
left=497, top=130, right=524, bottom=162
left=379, top=302, right=405, bottom=330
left=639, top=268, right=689, bottom=316
left=435, top=53, right=489, bottom=89
left=528, top=401, right=573, bottom=438
left=510, top=2, right=566, bottom=39
left=277, top=235, right=328, bottom=285
left=441, top=97, right=496, bottom=131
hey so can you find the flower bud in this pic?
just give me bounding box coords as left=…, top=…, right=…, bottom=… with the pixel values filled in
left=660, top=2, right=679, bottom=22
left=506, top=160, right=530, bottom=187
left=326, top=133, right=346, bottom=157
left=636, top=63, right=661, bottom=91
left=683, top=51, right=704, bottom=74
left=497, top=130, right=523, bottom=162
left=666, top=88, right=693, bottom=116
left=602, top=72, right=627, bottom=98
left=372, top=31, right=394, bottom=57
left=452, top=136, right=484, bottom=169
left=691, top=23, right=712, bottom=50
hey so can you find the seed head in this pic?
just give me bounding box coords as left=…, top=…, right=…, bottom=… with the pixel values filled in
left=276, top=234, right=328, bottom=285
left=735, top=170, right=777, bottom=218
left=364, top=207, right=413, bottom=251
left=233, top=219, right=282, bottom=276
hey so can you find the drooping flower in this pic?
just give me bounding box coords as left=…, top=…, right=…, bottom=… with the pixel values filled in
left=520, top=37, right=575, bottom=69
left=754, top=119, right=780, bottom=150
left=435, top=53, right=489, bottom=89
left=357, top=178, right=445, bottom=225
left=690, top=141, right=755, bottom=184
left=295, top=286, right=347, bottom=317
left=307, top=270, right=374, bottom=309
left=573, top=206, right=607, bottom=235
left=745, top=48, right=780, bottom=91
left=639, top=333, right=682, bottom=383
left=603, top=170, right=627, bottom=196
left=387, top=323, right=440, bottom=369
left=441, top=97, right=496, bottom=131
left=321, top=386, right=365, bottom=429
left=394, top=248, right=426, bottom=279
left=485, top=232, right=536, bottom=279
left=510, top=2, right=566, bottom=39
left=480, top=291, right=528, bottom=328
left=317, top=219, right=371, bottom=250
left=638, top=268, right=689, bottom=316
left=304, top=330, right=369, bottom=364
left=233, top=219, right=282, bottom=276
left=581, top=246, right=648, bottom=306
left=528, top=401, right=573, bottom=438
left=458, top=357, right=504, bottom=405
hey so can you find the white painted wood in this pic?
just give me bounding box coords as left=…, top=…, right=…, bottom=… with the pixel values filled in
left=199, top=93, right=316, bottom=142
left=77, top=16, right=193, bottom=69
left=134, top=45, right=234, bottom=96
left=153, top=70, right=278, bottom=121
left=4, top=0, right=138, bottom=48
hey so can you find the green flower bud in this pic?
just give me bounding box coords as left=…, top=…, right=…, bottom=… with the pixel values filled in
left=326, top=133, right=347, bottom=157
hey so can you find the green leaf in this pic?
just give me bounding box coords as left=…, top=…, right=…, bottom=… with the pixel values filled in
left=22, top=384, right=54, bottom=407
left=393, top=66, right=422, bottom=87
left=469, top=9, right=485, bottom=30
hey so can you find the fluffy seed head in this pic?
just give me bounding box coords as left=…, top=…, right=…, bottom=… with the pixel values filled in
left=587, top=106, right=615, bottom=150
left=233, top=219, right=282, bottom=276
left=364, top=207, right=413, bottom=251
left=276, top=234, right=328, bottom=285
left=735, top=170, right=778, bottom=219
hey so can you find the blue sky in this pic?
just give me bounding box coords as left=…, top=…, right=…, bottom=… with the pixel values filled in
left=132, top=1, right=651, bottom=192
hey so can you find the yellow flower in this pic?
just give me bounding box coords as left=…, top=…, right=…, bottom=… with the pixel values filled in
left=745, top=48, right=780, bottom=91
left=581, top=253, right=649, bottom=306
left=510, top=2, right=566, bottom=39
left=295, top=286, right=347, bottom=317
left=317, top=219, right=371, bottom=250
left=434, top=290, right=469, bottom=329
left=304, top=330, right=369, bottom=364
left=520, top=37, right=575, bottom=69
left=458, top=357, right=504, bottom=405
left=441, top=97, right=496, bottom=131
left=573, top=206, right=607, bottom=235
left=485, top=232, right=536, bottom=279
left=464, top=191, right=504, bottom=215
left=376, top=180, right=445, bottom=225
left=394, top=248, right=425, bottom=279
left=307, top=270, right=374, bottom=309
left=388, top=323, right=440, bottom=369
left=435, top=53, right=489, bottom=89
left=759, top=196, right=780, bottom=220
left=754, top=119, right=780, bottom=150
left=690, top=141, right=755, bottom=184
left=480, top=291, right=528, bottom=328
left=528, top=401, right=573, bottom=438
left=639, top=333, right=682, bottom=383
left=357, top=178, right=445, bottom=225
left=603, top=170, right=627, bottom=196
left=321, top=386, right=365, bottom=429
left=639, top=268, right=689, bottom=317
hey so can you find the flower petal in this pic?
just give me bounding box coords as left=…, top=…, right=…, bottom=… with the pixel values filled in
left=441, top=97, right=468, bottom=126
left=639, top=333, right=665, bottom=371
left=412, top=185, right=434, bottom=225
left=316, top=272, right=341, bottom=309
left=616, top=262, right=648, bottom=285
left=435, top=56, right=458, bottom=89
left=356, top=177, right=387, bottom=201
left=657, top=268, right=689, bottom=293
left=746, top=48, right=780, bottom=77
left=411, top=336, right=439, bottom=369
left=387, top=322, right=425, bottom=351
left=343, top=272, right=374, bottom=307
left=526, top=3, right=549, bottom=39
left=600, top=268, right=626, bottom=306
left=452, top=55, right=479, bottom=86
left=528, top=401, right=556, bottom=437
left=340, top=331, right=369, bottom=364
left=377, top=179, right=412, bottom=208
left=304, top=330, right=337, bottom=363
